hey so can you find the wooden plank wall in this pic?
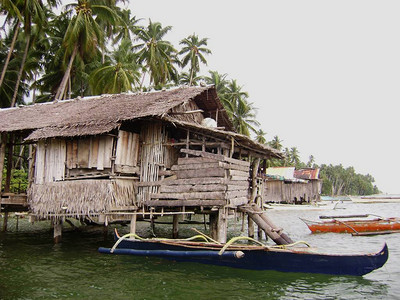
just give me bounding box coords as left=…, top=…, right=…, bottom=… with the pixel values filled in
left=66, top=136, right=113, bottom=171
left=149, top=149, right=250, bottom=207
left=115, top=130, right=140, bottom=170
left=35, top=140, right=66, bottom=184
left=264, top=180, right=318, bottom=203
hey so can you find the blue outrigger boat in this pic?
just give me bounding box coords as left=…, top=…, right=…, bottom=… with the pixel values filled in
left=98, top=229, right=388, bottom=276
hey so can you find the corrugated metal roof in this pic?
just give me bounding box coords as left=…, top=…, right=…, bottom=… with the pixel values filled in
left=294, top=168, right=320, bottom=180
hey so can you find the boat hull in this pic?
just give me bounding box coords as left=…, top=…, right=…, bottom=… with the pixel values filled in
left=98, top=236, right=388, bottom=276
left=304, top=218, right=400, bottom=233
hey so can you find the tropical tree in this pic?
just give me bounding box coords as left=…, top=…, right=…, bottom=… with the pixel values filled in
left=255, top=129, right=267, bottom=144
left=178, top=72, right=203, bottom=86
left=204, top=70, right=228, bottom=99
left=289, top=147, right=301, bottom=167
left=178, top=34, right=211, bottom=86
left=224, top=80, right=259, bottom=136
left=54, top=0, right=120, bottom=100
left=0, top=0, right=22, bottom=91
left=133, top=20, right=178, bottom=89
left=10, top=0, right=52, bottom=107
left=268, top=135, right=283, bottom=151
left=89, top=38, right=140, bottom=94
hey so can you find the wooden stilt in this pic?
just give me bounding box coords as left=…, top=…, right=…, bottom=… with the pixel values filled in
left=172, top=214, right=179, bottom=238
left=53, top=219, right=63, bottom=244
left=209, top=208, right=227, bottom=243
left=248, top=215, right=254, bottom=238
left=2, top=211, right=8, bottom=232
left=150, top=216, right=155, bottom=235
left=0, top=133, right=6, bottom=192
left=4, top=134, right=13, bottom=193
left=258, top=225, right=263, bottom=239
left=130, top=213, right=137, bottom=235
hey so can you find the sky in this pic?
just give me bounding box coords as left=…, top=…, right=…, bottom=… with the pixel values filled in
left=125, top=0, right=400, bottom=194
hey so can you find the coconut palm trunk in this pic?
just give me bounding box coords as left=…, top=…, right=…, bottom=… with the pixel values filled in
left=10, top=36, right=30, bottom=107
left=54, top=45, right=78, bottom=101
left=0, top=20, right=21, bottom=91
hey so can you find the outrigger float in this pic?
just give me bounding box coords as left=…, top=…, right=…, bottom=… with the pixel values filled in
left=98, top=229, right=388, bottom=276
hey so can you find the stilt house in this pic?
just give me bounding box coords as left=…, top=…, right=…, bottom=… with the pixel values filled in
left=0, top=86, right=283, bottom=242
left=264, top=167, right=321, bottom=204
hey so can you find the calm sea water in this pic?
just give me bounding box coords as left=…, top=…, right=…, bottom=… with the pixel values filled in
left=1, top=202, right=398, bottom=300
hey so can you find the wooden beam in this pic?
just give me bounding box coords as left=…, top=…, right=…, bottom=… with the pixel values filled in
left=180, top=149, right=250, bottom=167
left=176, top=168, right=225, bottom=179
left=151, top=191, right=226, bottom=200
left=160, top=184, right=226, bottom=193
left=146, top=199, right=225, bottom=207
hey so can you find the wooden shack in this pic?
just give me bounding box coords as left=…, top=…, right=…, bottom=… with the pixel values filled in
left=264, top=167, right=321, bottom=204
left=0, top=86, right=284, bottom=242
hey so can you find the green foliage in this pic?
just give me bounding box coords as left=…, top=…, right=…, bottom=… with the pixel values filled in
left=2, top=169, right=28, bottom=193
left=319, top=164, right=379, bottom=196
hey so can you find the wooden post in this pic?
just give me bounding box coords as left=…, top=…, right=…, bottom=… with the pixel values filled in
left=172, top=214, right=179, bottom=239
left=250, top=158, right=260, bottom=204
left=130, top=213, right=137, bottom=236
left=2, top=211, right=8, bottom=232
left=248, top=215, right=254, bottom=238
left=258, top=225, right=263, bottom=239
left=0, top=133, right=6, bottom=193
left=53, top=218, right=63, bottom=244
left=209, top=208, right=227, bottom=243
left=4, top=134, right=13, bottom=193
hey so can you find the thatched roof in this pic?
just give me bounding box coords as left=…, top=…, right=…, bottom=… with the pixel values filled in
left=0, top=85, right=283, bottom=158
left=0, top=86, right=232, bottom=138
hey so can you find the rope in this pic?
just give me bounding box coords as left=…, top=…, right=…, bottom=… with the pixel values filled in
left=110, top=232, right=210, bottom=253
left=218, top=236, right=266, bottom=255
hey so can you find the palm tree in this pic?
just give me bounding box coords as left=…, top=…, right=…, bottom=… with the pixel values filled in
left=289, top=147, right=301, bottom=167
left=224, top=80, right=259, bottom=136
left=255, top=129, right=267, bottom=144
left=133, top=20, right=178, bottom=89
left=54, top=0, right=119, bottom=100
left=178, top=72, right=203, bottom=86
left=205, top=70, right=228, bottom=94
left=89, top=38, right=140, bottom=94
left=178, top=34, right=211, bottom=86
left=268, top=135, right=283, bottom=151
left=0, top=0, right=22, bottom=91
left=10, top=0, right=54, bottom=107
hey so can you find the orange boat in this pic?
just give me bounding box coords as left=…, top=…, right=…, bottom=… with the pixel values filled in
left=301, top=216, right=400, bottom=235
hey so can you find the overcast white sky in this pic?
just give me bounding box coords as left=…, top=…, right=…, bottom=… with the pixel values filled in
left=125, top=1, right=400, bottom=194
